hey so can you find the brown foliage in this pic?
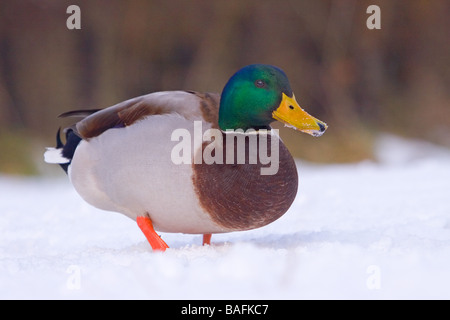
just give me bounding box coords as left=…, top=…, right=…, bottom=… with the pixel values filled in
left=0, top=0, right=449, bottom=172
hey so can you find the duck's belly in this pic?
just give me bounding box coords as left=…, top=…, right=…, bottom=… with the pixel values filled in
left=69, top=114, right=227, bottom=234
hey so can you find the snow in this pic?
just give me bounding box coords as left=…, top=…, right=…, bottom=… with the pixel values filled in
left=1, top=134, right=450, bottom=299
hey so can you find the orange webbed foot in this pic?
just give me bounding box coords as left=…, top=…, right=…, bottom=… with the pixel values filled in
left=203, top=233, right=212, bottom=246
left=136, top=216, right=169, bottom=251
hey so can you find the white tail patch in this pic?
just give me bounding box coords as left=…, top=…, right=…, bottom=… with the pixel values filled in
left=44, top=148, right=70, bottom=164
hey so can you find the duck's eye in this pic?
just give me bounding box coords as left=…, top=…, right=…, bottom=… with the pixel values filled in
left=289, top=105, right=294, bottom=110
left=255, top=80, right=265, bottom=88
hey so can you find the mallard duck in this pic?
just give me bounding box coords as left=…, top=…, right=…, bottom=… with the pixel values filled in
left=44, top=64, right=327, bottom=251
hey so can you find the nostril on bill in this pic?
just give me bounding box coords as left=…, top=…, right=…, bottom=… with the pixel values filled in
left=318, top=122, right=327, bottom=132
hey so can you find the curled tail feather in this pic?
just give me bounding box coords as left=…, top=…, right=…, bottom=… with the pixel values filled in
left=44, top=128, right=82, bottom=174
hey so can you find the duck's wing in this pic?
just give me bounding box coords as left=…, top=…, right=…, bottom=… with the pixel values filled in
left=60, top=91, right=220, bottom=139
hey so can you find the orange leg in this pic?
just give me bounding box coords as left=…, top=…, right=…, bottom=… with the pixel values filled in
left=203, top=233, right=212, bottom=246
left=136, top=216, right=169, bottom=251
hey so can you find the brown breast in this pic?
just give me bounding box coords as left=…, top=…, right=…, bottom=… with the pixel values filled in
left=192, top=132, right=298, bottom=231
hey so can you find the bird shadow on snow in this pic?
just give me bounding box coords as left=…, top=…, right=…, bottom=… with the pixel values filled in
left=154, top=228, right=380, bottom=253
left=215, top=231, right=368, bottom=250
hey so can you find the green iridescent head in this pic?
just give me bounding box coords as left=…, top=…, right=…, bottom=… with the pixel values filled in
left=218, top=64, right=327, bottom=136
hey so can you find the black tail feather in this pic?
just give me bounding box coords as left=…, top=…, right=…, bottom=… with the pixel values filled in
left=56, top=127, right=64, bottom=149
left=56, top=128, right=82, bottom=174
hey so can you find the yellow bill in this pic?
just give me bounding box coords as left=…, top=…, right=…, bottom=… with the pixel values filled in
left=272, top=93, right=327, bottom=137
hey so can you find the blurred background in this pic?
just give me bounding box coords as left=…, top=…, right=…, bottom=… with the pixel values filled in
left=0, top=0, right=449, bottom=175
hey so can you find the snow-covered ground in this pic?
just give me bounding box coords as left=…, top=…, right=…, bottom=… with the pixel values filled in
left=1, top=135, right=450, bottom=299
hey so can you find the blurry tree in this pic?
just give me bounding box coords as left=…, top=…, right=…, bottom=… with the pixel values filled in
left=0, top=0, right=449, bottom=173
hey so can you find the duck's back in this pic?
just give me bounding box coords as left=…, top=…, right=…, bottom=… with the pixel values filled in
left=68, top=91, right=226, bottom=234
